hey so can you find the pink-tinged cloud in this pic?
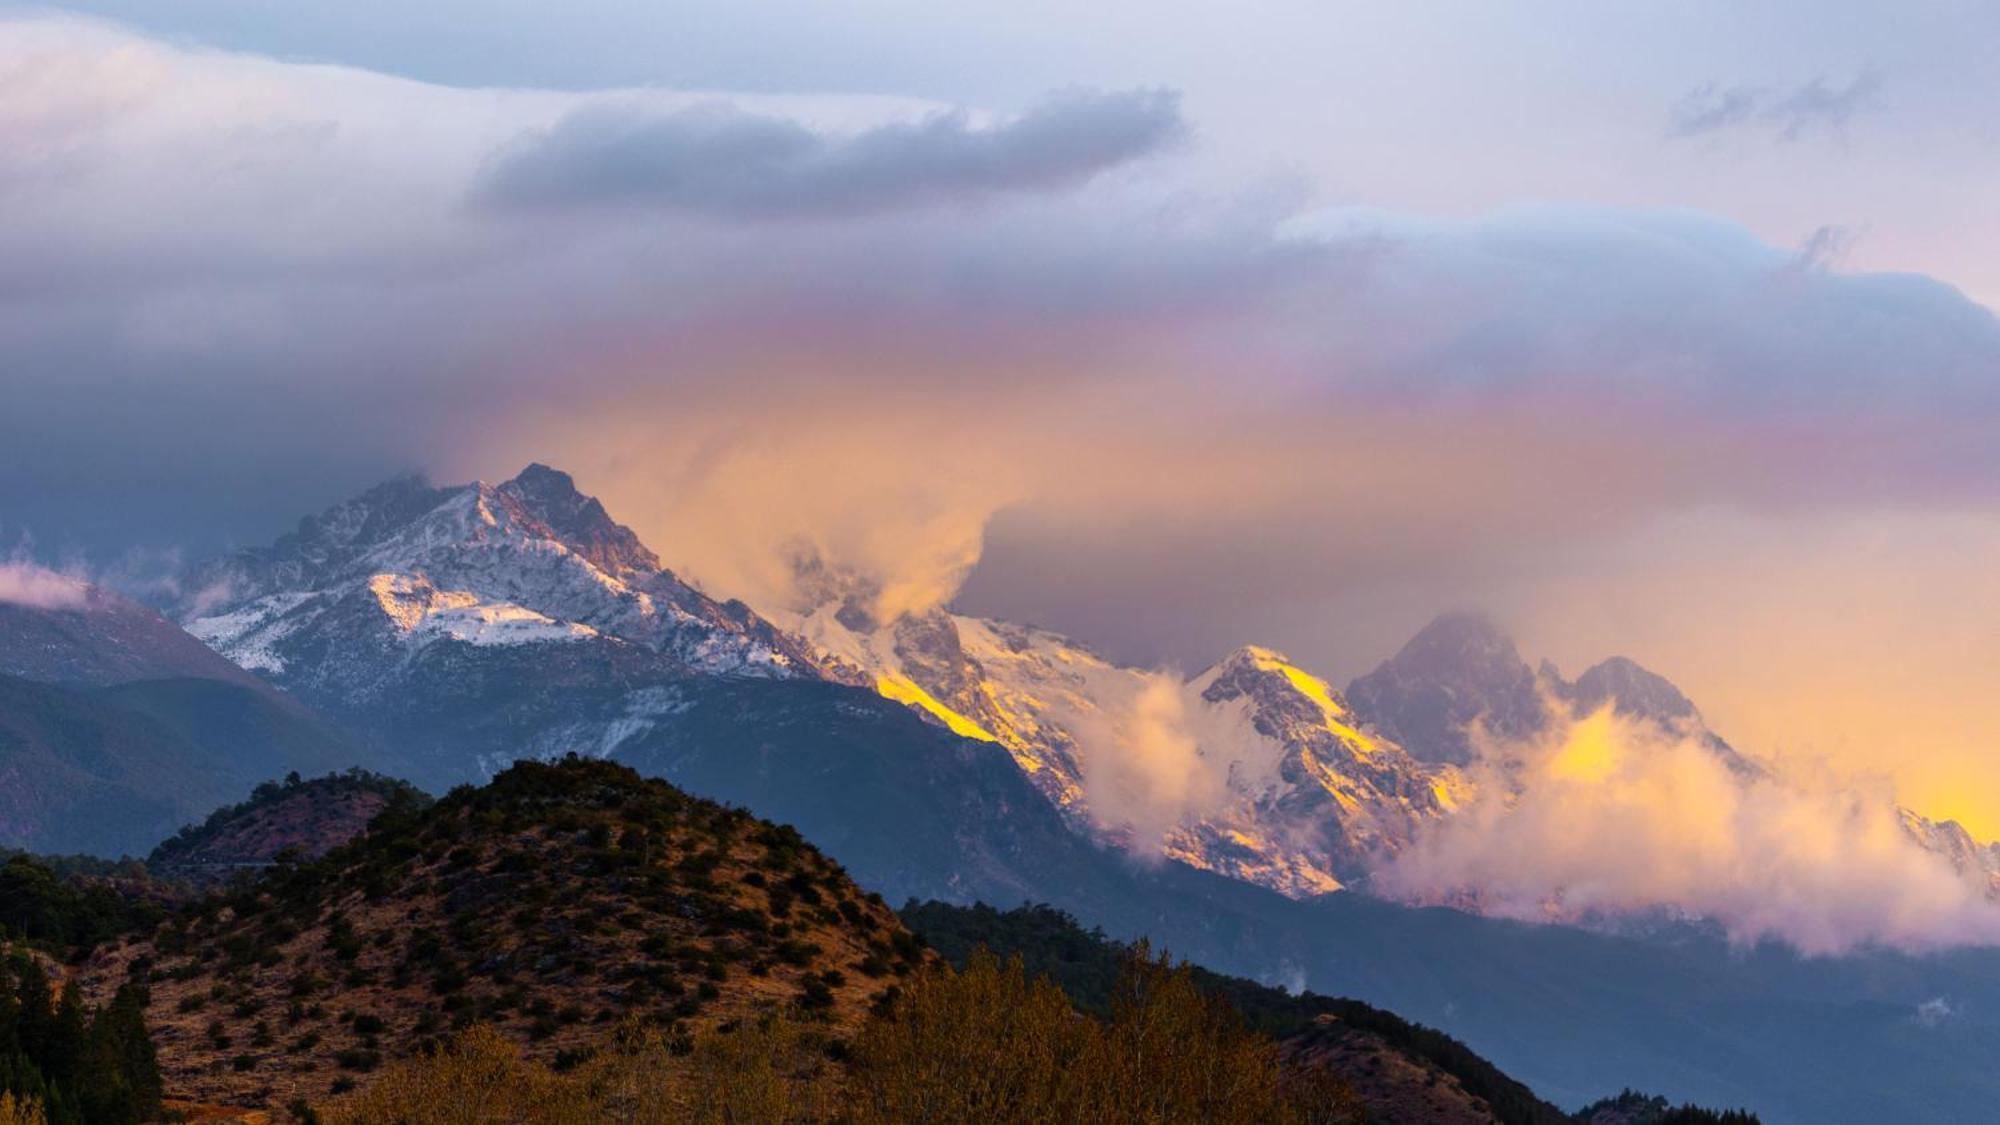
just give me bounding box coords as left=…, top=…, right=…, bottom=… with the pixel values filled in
left=0, top=560, right=89, bottom=610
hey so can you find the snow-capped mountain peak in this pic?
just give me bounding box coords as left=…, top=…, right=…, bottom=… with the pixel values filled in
left=177, top=464, right=825, bottom=703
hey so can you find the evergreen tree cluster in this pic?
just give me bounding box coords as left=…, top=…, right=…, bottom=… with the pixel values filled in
left=0, top=951, right=161, bottom=1125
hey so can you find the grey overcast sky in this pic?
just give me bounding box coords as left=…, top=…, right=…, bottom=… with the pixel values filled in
left=39, top=0, right=2000, bottom=304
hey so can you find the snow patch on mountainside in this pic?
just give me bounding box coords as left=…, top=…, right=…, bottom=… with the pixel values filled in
left=366, top=572, right=598, bottom=646
left=185, top=591, right=319, bottom=673
left=417, top=603, right=599, bottom=647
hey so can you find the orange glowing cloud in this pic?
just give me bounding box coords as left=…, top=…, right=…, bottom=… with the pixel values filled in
left=1379, top=701, right=2000, bottom=955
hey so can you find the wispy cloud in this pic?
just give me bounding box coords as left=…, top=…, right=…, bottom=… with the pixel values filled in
left=1669, top=73, right=1882, bottom=143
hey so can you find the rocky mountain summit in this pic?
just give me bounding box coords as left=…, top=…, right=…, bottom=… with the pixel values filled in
left=178, top=464, right=823, bottom=688
left=1347, top=612, right=1549, bottom=767
left=1344, top=612, right=1755, bottom=774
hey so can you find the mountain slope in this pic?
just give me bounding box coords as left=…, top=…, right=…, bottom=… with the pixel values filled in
left=0, top=674, right=368, bottom=857
left=582, top=659, right=2000, bottom=1125
left=0, top=580, right=267, bottom=689
left=0, top=572, right=386, bottom=857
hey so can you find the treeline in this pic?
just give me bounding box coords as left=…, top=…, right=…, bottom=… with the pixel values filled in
left=1577, top=1089, right=1762, bottom=1125
left=321, top=945, right=1363, bottom=1124
left=0, top=952, right=160, bottom=1125
left=0, top=858, right=164, bottom=958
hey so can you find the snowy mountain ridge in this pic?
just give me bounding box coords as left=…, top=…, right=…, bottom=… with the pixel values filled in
left=177, top=465, right=825, bottom=702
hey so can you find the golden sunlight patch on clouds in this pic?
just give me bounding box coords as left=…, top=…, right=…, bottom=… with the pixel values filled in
left=1510, top=509, right=2000, bottom=840
left=1545, top=706, right=1623, bottom=784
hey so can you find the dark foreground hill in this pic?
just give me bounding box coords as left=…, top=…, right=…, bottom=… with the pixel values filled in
left=78, top=758, right=922, bottom=1109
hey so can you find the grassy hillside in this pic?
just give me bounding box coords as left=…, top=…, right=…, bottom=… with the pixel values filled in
left=0, top=758, right=1761, bottom=1123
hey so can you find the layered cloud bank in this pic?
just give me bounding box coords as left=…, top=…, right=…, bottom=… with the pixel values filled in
left=1380, top=705, right=2000, bottom=956
left=7, top=14, right=2000, bottom=861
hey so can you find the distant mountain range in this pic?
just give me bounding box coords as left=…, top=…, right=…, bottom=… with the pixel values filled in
left=8, top=461, right=2000, bottom=1121
left=149, top=462, right=1995, bottom=907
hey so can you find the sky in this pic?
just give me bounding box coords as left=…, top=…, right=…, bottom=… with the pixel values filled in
left=4, top=3, right=2000, bottom=836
